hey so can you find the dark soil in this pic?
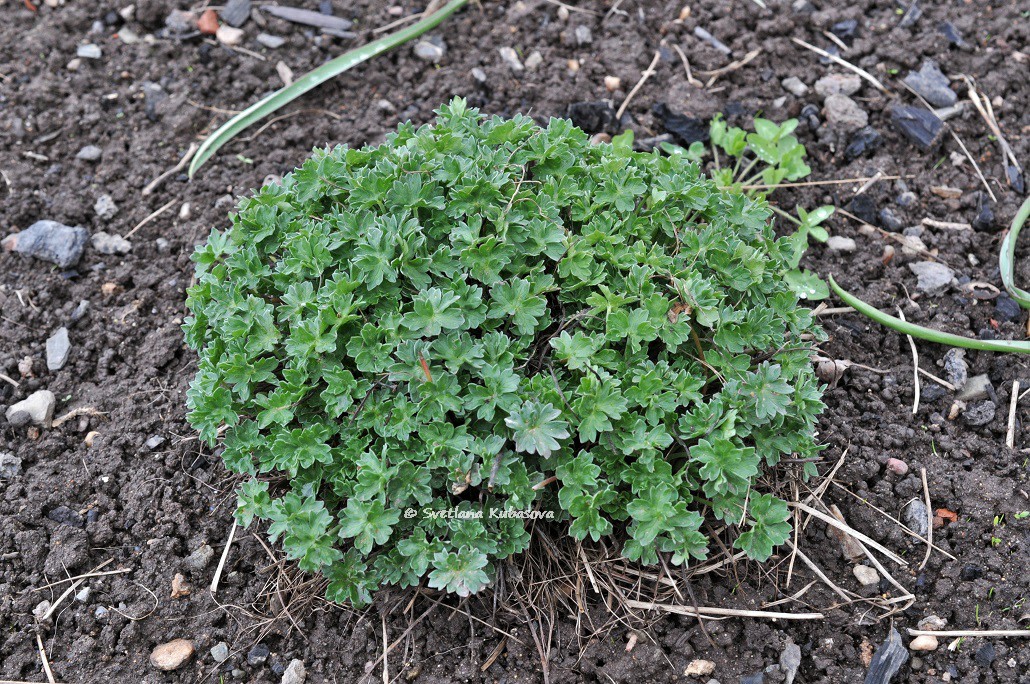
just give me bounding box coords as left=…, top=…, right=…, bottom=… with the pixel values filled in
left=2, top=0, right=1029, bottom=682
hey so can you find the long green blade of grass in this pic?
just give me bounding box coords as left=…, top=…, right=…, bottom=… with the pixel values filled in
left=999, top=195, right=1030, bottom=309
left=827, top=275, right=1030, bottom=354
left=188, top=0, right=471, bottom=178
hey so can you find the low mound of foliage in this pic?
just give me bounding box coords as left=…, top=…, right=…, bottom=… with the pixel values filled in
left=184, top=99, right=825, bottom=605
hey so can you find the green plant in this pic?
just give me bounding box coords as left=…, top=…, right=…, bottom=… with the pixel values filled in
left=184, top=99, right=826, bottom=605
left=664, top=115, right=834, bottom=300
left=187, top=0, right=471, bottom=177
left=999, top=195, right=1030, bottom=308
left=828, top=276, right=1030, bottom=353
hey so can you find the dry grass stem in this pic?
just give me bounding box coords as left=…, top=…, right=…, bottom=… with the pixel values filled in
left=36, top=634, right=56, bottom=684
left=624, top=599, right=824, bottom=620
left=918, top=468, right=933, bottom=571
left=908, top=628, right=1030, bottom=638
left=791, top=38, right=890, bottom=94
left=142, top=143, right=198, bottom=196
left=125, top=199, right=177, bottom=239
left=1007, top=380, right=1020, bottom=449
left=897, top=308, right=920, bottom=415
left=616, top=50, right=661, bottom=120
left=210, top=521, right=238, bottom=594
left=790, top=502, right=907, bottom=565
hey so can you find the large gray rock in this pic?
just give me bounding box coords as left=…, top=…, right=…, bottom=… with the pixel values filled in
left=823, top=94, right=868, bottom=130
left=2, top=220, right=89, bottom=268
left=5, top=390, right=57, bottom=427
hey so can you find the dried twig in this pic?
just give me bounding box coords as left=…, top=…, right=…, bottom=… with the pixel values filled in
left=142, top=143, right=198, bottom=196
left=51, top=406, right=106, bottom=429
left=616, top=50, right=661, bottom=120
left=790, top=502, right=907, bottom=565
left=124, top=199, right=177, bottom=239
left=908, top=628, right=1030, bottom=638
left=36, top=634, right=56, bottom=684
left=701, top=48, right=761, bottom=87
left=0, top=372, right=19, bottom=388
left=791, top=38, right=890, bottom=94
left=918, top=368, right=956, bottom=391
left=922, top=218, right=971, bottom=231
left=917, top=468, right=933, bottom=571
left=1007, top=380, right=1020, bottom=449
left=897, top=308, right=920, bottom=415
left=42, top=559, right=114, bottom=620
left=624, top=599, right=824, bottom=620
left=210, top=521, right=238, bottom=594
left=672, top=44, right=704, bottom=88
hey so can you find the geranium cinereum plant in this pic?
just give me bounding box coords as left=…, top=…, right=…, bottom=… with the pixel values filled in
left=184, top=99, right=826, bottom=605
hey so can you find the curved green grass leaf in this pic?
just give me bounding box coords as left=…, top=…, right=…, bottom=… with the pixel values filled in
left=828, top=274, right=1030, bottom=354
left=188, top=0, right=471, bottom=177
left=999, top=195, right=1030, bottom=309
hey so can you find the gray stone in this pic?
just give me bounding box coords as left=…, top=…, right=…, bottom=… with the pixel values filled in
left=77, top=44, right=102, bottom=59
left=780, top=640, right=802, bottom=684
left=46, top=327, right=71, bottom=371
left=524, top=50, right=542, bottom=70
left=47, top=505, right=85, bottom=528
left=853, top=564, right=880, bottom=586
left=498, top=46, right=523, bottom=72
left=574, top=24, right=592, bottom=45
left=891, top=105, right=943, bottom=151
left=33, top=600, right=51, bottom=620
left=908, top=261, right=955, bottom=293
left=0, top=452, right=22, bottom=479
left=942, top=348, right=967, bottom=390
left=827, top=236, right=857, bottom=253
left=281, top=659, right=306, bottom=684
left=221, top=0, right=251, bottom=27
left=903, top=61, right=957, bottom=108
left=94, top=195, right=118, bottom=220
left=957, top=374, right=992, bottom=402
left=963, top=401, right=996, bottom=427
left=75, top=586, right=91, bottom=602
left=902, top=499, right=929, bottom=537
left=95, top=605, right=109, bottom=619
left=781, top=76, right=808, bottom=97
left=211, top=642, right=230, bottom=663
left=1, top=220, right=89, bottom=268
left=823, top=94, right=868, bottom=130
left=247, top=643, right=270, bottom=665
left=76, top=145, right=103, bottom=162
left=413, top=38, right=445, bottom=62
left=184, top=544, right=214, bottom=572
left=814, top=73, right=861, bottom=97
left=71, top=300, right=90, bottom=323
left=864, top=627, right=909, bottom=684
left=91, top=232, right=132, bottom=255
left=471, top=67, right=487, bottom=82
left=146, top=435, right=167, bottom=450
left=693, top=26, right=731, bottom=55
left=5, top=390, right=57, bottom=427
left=257, top=33, right=286, bottom=49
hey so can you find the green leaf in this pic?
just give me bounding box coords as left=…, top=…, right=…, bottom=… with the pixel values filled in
left=504, top=401, right=570, bottom=457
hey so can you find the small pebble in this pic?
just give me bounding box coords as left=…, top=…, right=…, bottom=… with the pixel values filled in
left=960, top=564, right=982, bottom=581
left=221, top=0, right=252, bottom=27
left=33, top=600, right=51, bottom=620
left=885, top=458, right=908, bottom=475
left=75, top=586, right=91, bottom=602
left=155, top=237, right=171, bottom=253
left=257, top=33, right=286, bottom=49
left=471, top=67, right=487, bottom=82
left=118, top=28, right=139, bottom=44
left=878, top=207, right=903, bottom=232
left=282, top=659, right=306, bottom=684
left=146, top=435, right=167, bottom=450
left=46, top=327, right=71, bottom=371
left=781, top=76, right=808, bottom=97
left=413, top=39, right=445, bottom=62
left=198, top=9, right=219, bottom=34
left=0, top=452, right=22, bottom=479
left=942, top=348, right=968, bottom=389
left=76, top=145, right=103, bottom=162
left=826, top=236, right=856, bottom=253
left=956, top=374, right=992, bottom=402
left=247, top=643, right=270, bottom=665
left=684, top=659, right=717, bottom=676
left=908, top=261, right=955, bottom=293
left=963, top=401, right=996, bottom=427
left=94, top=195, right=119, bottom=220
left=917, top=615, right=947, bottom=631
left=891, top=104, right=943, bottom=151
left=5, top=390, right=57, bottom=428
left=150, top=639, right=195, bottom=671
left=91, top=232, right=132, bottom=255
left=184, top=544, right=215, bottom=572
left=524, top=51, right=542, bottom=70
left=823, top=94, right=868, bottom=130
left=498, top=46, right=523, bottom=72
left=211, top=642, right=230, bottom=663
left=844, top=126, right=881, bottom=161
left=77, top=44, right=102, bottom=59
left=814, top=73, right=861, bottom=97
left=604, top=75, right=621, bottom=92
left=216, top=25, right=245, bottom=46
left=574, top=25, right=592, bottom=45
left=903, top=60, right=957, bottom=107
left=853, top=565, right=880, bottom=586
left=909, top=635, right=939, bottom=652
left=994, top=294, right=1021, bottom=322
left=67, top=58, right=82, bottom=71
left=902, top=499, right=929, bottom=537
left=95, top=606, right=109, bottom=619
